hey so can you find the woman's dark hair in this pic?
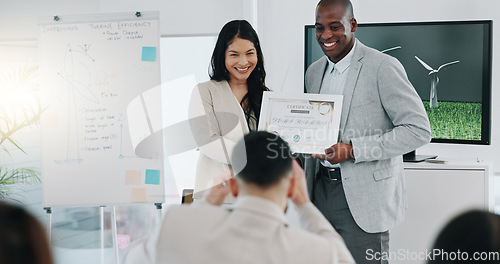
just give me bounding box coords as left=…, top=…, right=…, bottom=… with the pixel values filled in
left=0, top=202, right=54, bottom=264
left=210, top=20, right=269, bottom=127
left=428, top=210, right=500, bottom=264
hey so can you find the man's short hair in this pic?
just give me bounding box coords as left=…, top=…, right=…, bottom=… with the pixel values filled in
left=317, top=0, right=355, bottom=19
left=231, top=131, right=293, bottom=187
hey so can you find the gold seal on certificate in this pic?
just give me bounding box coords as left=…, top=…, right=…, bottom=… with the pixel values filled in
left=257, top=92, right=343, bottom=154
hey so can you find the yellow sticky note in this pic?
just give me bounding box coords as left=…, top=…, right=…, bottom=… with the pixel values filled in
left=131, top=188, right=147, bottom=203
left=125, top=170, right=141, bottom=185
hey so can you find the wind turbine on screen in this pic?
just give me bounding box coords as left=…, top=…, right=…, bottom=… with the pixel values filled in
left=380, top=46, right=401, bottom=53
left=415, top=56, right=460, bottom=108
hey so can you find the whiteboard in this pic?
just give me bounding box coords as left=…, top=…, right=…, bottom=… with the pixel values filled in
left=39, top=12, right=164, bottom=207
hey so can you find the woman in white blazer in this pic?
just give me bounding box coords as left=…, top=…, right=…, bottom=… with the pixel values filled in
left=188, top=20, right=269, bottom=201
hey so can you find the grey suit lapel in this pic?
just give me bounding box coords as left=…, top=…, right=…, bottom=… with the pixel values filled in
left=310, top=56, right=328, bottom=94
left=339, top=41, right=364, bottom=137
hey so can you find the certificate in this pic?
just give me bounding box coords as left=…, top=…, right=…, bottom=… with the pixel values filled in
left=258, top=92, right=343, bottom=154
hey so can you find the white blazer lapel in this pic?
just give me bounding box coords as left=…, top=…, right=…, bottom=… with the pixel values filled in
left=222, top=81, right=250, bottom=135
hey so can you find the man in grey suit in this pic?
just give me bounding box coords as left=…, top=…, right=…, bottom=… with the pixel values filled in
left=303, top=0, right=432, bottom=263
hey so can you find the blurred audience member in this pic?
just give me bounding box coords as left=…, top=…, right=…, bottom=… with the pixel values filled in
left=429, top=210, right=500, bottom=263
left=123, top=131, right=354, bottom=264
left=0, top=202, right=53, bottom=264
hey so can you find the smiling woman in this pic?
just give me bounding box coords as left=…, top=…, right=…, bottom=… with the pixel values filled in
left=224, top=37, right=258, bottom=90
left=188, top=20, right=269, bottom=202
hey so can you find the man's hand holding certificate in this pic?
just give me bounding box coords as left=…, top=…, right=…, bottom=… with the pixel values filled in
left=312, top=142, right=353, bottom=164
left=258, top=92, right=343, bottom=154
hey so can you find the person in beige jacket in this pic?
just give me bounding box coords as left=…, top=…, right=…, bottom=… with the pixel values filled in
left=123, top=131, right=355, bottom=264
left=188, top=20, right=269, bottom=201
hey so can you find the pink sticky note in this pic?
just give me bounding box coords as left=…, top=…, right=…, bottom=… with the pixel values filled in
left=117, top=234, right=131, bottom=249
left=131, top=188, right=147, bottom=203
left=125, top=170, right=141, bottom=185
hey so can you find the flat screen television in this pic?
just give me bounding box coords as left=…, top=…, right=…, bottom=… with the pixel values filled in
left=305, top=20, right=492, bottom=160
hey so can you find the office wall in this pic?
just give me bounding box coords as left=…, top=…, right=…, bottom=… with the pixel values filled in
left=1, top=0, right=500, bottom=173
left=0, top=0, right=100, bottom=41
left=257, top=0, right=500, bottom=173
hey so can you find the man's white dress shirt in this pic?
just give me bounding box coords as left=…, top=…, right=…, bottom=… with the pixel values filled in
left=319, top=41, right=356, bottom=168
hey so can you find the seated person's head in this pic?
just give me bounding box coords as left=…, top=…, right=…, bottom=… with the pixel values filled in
left=429, top=210, right=500, bottom=264
left=0, top=202, right=54, bottom=264
left=229, top=131, right=294, bottom=206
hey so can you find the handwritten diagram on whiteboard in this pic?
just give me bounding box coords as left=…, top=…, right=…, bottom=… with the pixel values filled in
left=39, top=12, right=165, bottom=207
